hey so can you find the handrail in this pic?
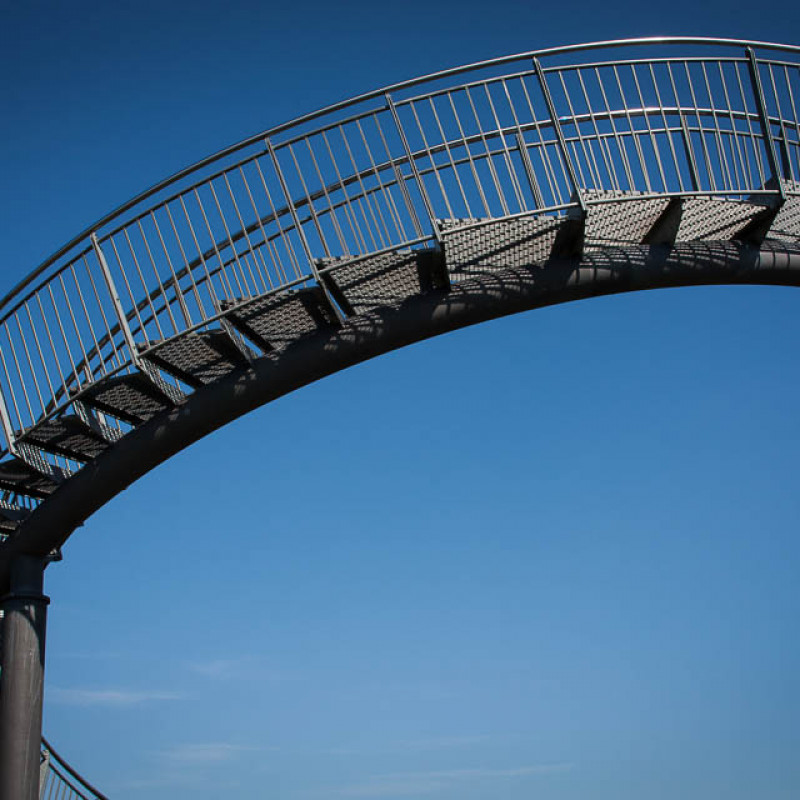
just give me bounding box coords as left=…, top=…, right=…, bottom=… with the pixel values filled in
left=3, top=36, right=798, bottom=312
left=40, top=737, right=109, bottom=800
left=0, top=36, right=797, bottom=491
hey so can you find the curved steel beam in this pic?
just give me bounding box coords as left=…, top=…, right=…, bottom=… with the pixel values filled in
left=1, top=239, right=799, bottom=592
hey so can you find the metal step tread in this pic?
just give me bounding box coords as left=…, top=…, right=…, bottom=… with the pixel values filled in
left=0, top=457, right=60, bottom=499
left=583, top=190, right=670, bottom=247
left=439, top=216, right=564, bottom=279
left=0, top=499, right=30, bottom=532
left=81, top=371, right=180, bottom=425
left=143, top=330, right=252, bottom=388
left=222, top=286, right=338, bottom=352
left=768, top=188, right=800, bottom=242
left=16, top=414, right=118, bottom=462
left=678, top=196, right=765, bottom=241
left=320, top=249, right=447, bottom=315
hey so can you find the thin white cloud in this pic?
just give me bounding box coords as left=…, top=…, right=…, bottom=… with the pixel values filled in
left=384, top=764, right=572, bottom=779
left=327, top=735, right=490, bottom=756
left=338, top=763, right=572, bottom=797
left=187, top=656, right=291, bottom=681
left=339, top=778, right=446, bottom=797
left=399, top=735, right=490, bottom=751
left=57, top=651, right=125, bottom=660
left=189, top=659, right=243, bottom=679
left=49, top=687, right=181, bottom=706
left=161, top=743, right=255, bottom=763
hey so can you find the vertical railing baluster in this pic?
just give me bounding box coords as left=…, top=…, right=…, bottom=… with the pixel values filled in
left=265, top=138, right=345, bottom=322
left=91, top=233, right=141, bottom=366
left=385, top=93, right=443, bottom=243
left=532, top=58, right=587, bottom=214
left=0, top=370, right=19, bottom=455
left=515, top=131, right=544, bottom=209
left=746, top=47, right=787, bottom=200
left=679, top=113, right=701, bottom=191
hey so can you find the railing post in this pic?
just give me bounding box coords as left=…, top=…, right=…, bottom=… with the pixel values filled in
left=91, top=233, right=143, bottom=363
left=385, top=93, right=442, bottom=244
left=532, top=58, right=587, bottom=214
left=515, top=131, right=544, bottom=209
left=678, top=113, right=701, bottom=192
left=265, top=139, right=345, bottom=323
left=38, top=746, right=50, bottom=799
left=0, top=554, right=49, bottom=800
left=0, top=380, right=20, bottom=457
left=746, top=47, right=787, bottom=201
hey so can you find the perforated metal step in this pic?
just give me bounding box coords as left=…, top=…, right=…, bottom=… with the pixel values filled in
left=222, top=286, right=339, bottom=352
left=0, top=457, right=61, bottom=499
left=583, top=190, right=670, bottom=248
left=81, top=370, right=182, bottom=426
left=142, top=330, right=253, bottom=388
left=0, top=500, right=30, bottom=533
left=439, top=216, right=565, bottom=280
left=678, top=197, right=766, bottom=240
left=17, top=414, right=121, bottom=462
left=768, top=185, right=800, bottom=242
left=320, top=248, right=448, bottom=315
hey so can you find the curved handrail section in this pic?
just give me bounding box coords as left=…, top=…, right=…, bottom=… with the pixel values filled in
left=0, top=37, right=798, bottom=517
left=40, top=738, right=109, bottom=800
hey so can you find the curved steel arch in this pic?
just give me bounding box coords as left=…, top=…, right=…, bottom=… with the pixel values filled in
left=2, top=36, right=800, bottom=795
left=2, top=239, right=800, bottom=577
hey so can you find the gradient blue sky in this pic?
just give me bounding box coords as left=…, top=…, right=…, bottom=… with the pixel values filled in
left=3, top=2, right=800, bottom=798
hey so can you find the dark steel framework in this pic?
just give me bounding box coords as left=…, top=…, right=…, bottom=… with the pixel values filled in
left=1, top=36, right=799, bottom=797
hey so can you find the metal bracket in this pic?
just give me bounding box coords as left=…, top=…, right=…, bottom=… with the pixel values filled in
left=642, top=197, right=684, bottom=246
left=733, top=203, right=781, bottom=246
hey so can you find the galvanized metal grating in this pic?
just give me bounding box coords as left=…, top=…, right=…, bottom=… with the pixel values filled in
left=583, top=190, right=670, bottom=248
left=321, top=251, right=441, bottom=315
left=222, top=286, right=339, bottom=351
left=0, top=457, right=60, bottom=499
left=143, top=330, right=250, bottom=388
left=440, top=217, right=564, bottom=280
left=0, top=500, right=29, bottom=533
left=81, top=374, right=176, bottom=426
left=18, top=416, right=112, bottom=462
left=678, top=197, right=765, bottom=240
left=769, top=184, right=800, bottom=242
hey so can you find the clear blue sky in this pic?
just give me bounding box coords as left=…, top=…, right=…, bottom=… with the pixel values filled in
left=3, top=2, right=800, bottom=798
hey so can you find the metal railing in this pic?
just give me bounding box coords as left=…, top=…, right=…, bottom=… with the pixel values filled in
left=0, top=37, right=798, bottom=503
left=39, top=738, right=109, bottom=800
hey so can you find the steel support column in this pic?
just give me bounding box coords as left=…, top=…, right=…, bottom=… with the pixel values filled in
left=0, top=554, right=49, bottom=800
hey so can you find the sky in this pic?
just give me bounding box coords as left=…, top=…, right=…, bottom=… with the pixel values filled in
left=2, top=2, right=800, bottom=799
